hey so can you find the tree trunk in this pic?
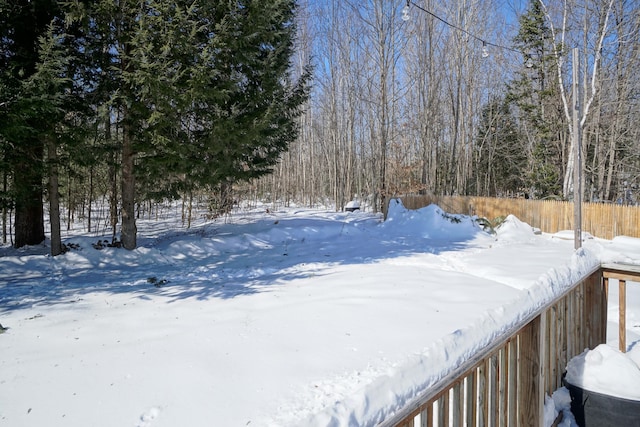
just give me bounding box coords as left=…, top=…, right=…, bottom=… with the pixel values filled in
left=14, top=140, right=45, bottom=248
left=2, top=170, right=7, bottom=244
left=107, top=111, right=119, bottom=244
left=87, top=163, right=93, bottom=233
left=47, top=138, right=62, bottom=256
left=10, top=0, right=53, bottom=249
left=121, top=111, right=137, bottom=250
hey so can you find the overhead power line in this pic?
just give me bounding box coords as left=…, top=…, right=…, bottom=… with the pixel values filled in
left=402, top=0, right=528, bottom=59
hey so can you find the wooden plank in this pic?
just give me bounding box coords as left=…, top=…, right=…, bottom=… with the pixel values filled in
left=557, top=298, right=567, bottom=393
left=603, top=270, right=640, bottom=281
left=508, top=339, right=517, bottom=426
left=443, top=391, right=449, bottom=427
left=436, top=395, right=446, bottom=427
left=424, top=403, right=433, bottom=427
left=567, top=290, right=575, bottom=360
left=418, top=407, right=428, bottom=427
left=620, top=279, right=627, bottom=352
left=498, top=347, right=507, bottom=427
left=578, top=282, right=585, bottom=352
left=553, top=303, right=561, bottom=393
left=490, top=355, right=498, bottom=426
left=451, top=382, right=462, bottom=427
left=466, top=371, right=476, bottom=427
left=602, top=263, right=640, bottom=278
left=517, top=315, right=544, bottom=427
left=585, top=272, right=607, bottom=349
left=544, top=309, right=553, bottom=393
left=585, top=274, right=595, bottom=349
left=601, top=274, right=608, bottom=344
left=477, top=363, right=486, bottom=427
left=573, top=287, right=582, bottom=357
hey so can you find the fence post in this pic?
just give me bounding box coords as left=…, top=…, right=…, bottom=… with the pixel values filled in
left=518, top=315, right=545, bottom=427
left=585, top=271, right=607, bottom=349
left=620, top=279, right=627, bottom=352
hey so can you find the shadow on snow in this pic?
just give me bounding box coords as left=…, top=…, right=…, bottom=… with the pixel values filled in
left=0, top=213, right=483, bottom=313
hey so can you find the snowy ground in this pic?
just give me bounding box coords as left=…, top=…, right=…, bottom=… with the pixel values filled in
left=1, top=199, right=639, bottom=427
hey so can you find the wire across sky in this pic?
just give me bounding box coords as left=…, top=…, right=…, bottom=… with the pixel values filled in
left=405, top=0, right=524, bottom=55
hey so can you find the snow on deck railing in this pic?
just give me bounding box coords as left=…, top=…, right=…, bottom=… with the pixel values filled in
left=379, top=266, right=608, bottom=427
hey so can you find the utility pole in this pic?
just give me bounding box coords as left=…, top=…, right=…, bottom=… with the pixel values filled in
left=572, top=48, right=582, bottom=250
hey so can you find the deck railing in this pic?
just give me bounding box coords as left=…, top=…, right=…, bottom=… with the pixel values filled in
left=601, top=263, right=640, bottom=353
left=379, top=266, right=616, bottom=427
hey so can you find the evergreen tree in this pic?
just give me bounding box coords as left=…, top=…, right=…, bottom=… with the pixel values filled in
left=0, top=0, right=61, bottom=247
left=507, top=0, right=563, bottom=199
left=65, top=0, right=310, bottom=249
left=1, top=0, right=310, bottom=250
left=473, top=97, right=525, bottom=196
left=27, top=24, right=73, bottom=255
left=165, top=0, right=312, bottom=196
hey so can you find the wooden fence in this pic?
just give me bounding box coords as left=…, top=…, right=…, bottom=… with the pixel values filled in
left=400, top=196, right=640, bottom=240
left=380, top=267, right=607, bottom=427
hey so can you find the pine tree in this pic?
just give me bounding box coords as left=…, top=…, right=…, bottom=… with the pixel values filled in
left=27, top=24, right=75, bottom=256
left=64, top=0, right=310, bottom=249
left=172, top=0, right=312, bottom=194
left=0, top=0, right=61, bottom=248
left=473, top=97, right=525, bottom=196
left=507, top=0, right=564, bottom=199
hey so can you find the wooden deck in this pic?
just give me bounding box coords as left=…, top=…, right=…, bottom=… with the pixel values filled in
left=380, top=263, right=638, bottom=427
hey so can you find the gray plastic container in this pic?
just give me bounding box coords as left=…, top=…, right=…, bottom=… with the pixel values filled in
left=564, top=378, right=640, bottom=427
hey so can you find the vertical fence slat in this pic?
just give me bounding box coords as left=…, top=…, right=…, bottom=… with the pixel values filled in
left=498, top=347, right=508, bottom=427
left=508, top=339, right=517, bottom=426
left=578, top=282, right=586, bottom=353
left=452, top=382, right=462, bottom=427
left=551, top=307, right=559, bottom=391
left=477, top=363, right=487, bottom=427
left=567, top=289, right=575, bottom=361
left=581, top=282, right=587, bottom=351
left=422, top=403, right=433, bottom=427
left=517, top=315, right=544, bottom=427
left=466, top=371, right=476, bottom=427
left=434, top=396, right=449, bottom=427
left=489, top=355, right=498, bottom=426
left=601, top=275, right=608, bottom=344
left=557, top=297, right=566, bottom=390
left=620, top=279, right=627, bottom=352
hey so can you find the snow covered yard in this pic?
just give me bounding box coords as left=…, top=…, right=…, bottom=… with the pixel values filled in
left=1, top=200, right=639, bottom=427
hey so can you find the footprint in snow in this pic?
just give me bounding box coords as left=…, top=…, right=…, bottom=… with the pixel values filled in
left=136, top=406, right=161, bottom=427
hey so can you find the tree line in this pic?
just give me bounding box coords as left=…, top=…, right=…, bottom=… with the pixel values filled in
left=1, top=0, right=310, bottom=253
left=2, top=0, right=639, bottom=254
left=262, top=0, right=639, bottom=213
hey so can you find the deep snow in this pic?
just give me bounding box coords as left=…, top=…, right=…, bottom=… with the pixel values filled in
left=1, top=199, right=639, bottom=427
left=565, top=344, right=640, bottom=400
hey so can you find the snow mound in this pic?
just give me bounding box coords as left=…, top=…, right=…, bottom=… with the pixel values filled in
left=552, top=230, right=594, bottom=241
left=544, top=387, right=577, bottom=427
left=382, top=199, right=484, bottom=240
left=496, top=214, right=536, bottom=241
left=565, top=344, right=640, bottom=400
left=612, top=236, right=640, bottom=247
left=593, top=235, right=640, bottom=265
